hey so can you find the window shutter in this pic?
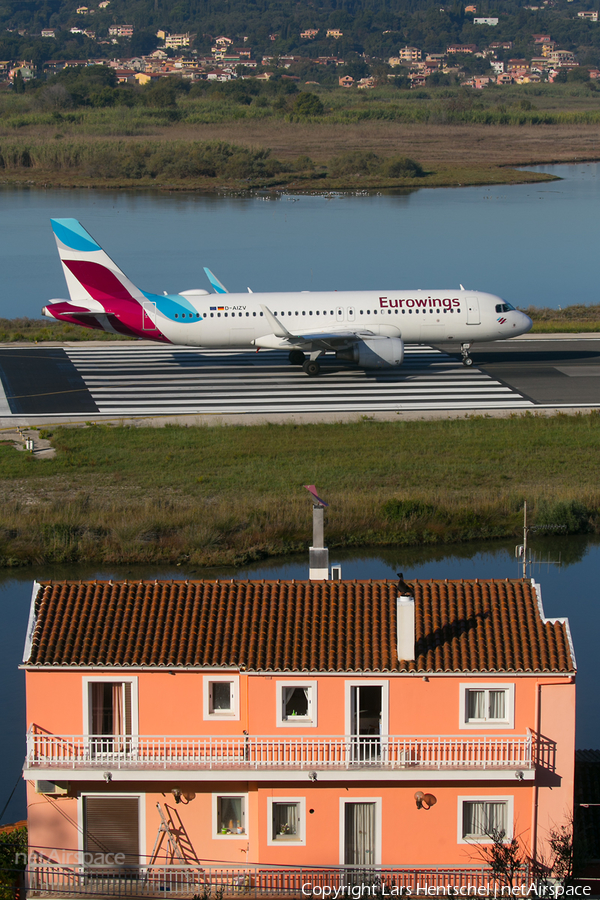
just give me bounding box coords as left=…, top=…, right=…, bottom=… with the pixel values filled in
left=84, top=797, right=139, bottom=864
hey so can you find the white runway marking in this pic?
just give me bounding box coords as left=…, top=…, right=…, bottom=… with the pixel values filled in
left=65, top=345, right=535, bottom=415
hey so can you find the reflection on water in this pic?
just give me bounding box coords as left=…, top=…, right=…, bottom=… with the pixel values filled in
left=2, top=534, right=598, bottom=823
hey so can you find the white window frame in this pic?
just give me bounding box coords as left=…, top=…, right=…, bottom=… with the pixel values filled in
left=459, top=683, right=515, bottom=729
left=344, top=680, right=390, bottom=737
left=267, top=797, right=306, bottom=846
left=82, top=676, right=139, bottom=738
left=457, top=795, right=514, bottom=844
left=212, top=792, right=249, bottom=839
left=339, top=797, right=382, bottom=865
left=276, top=680, right=318, bottom=727
left=78, top=793, right=145, bottom=865
left=203, top=674, right=240, bottom=720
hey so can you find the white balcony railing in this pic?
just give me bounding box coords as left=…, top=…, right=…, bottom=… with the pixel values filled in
left=26, top=727, right=534, bottom=771
left=26, top=862, right=532, bottom=898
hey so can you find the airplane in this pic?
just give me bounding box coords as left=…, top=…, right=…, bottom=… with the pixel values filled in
left=42, top=218, right=533, bottom=376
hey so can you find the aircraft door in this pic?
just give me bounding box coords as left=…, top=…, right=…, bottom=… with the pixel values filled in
left=142, top=301, right=158, bottom=331
left=466, top=295, right=480, bottom=325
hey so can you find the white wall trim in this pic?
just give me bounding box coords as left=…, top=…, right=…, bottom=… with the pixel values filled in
left=276, top=680, right=318, bottom=728
left=457, top=794, right=514, bottom=844
left=266, top=796, right=306, bottom=846
left=338, top=797, right=382, bottom=865
left=459, top=683, right=515, bottom=729
left=82, top=676, right=139, bottom=737
left=202, top=674, right=240, bottom=720
left=212, top=791, right=249, bottom=839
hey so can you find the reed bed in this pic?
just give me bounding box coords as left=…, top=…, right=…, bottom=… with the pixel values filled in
left=1, top=415, right=598, bottom=566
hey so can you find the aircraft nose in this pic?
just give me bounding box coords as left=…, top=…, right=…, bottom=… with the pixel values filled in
left=518, top=311, right=533, bottom=334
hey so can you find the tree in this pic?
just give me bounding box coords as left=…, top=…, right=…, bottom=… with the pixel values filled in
left=293, top=91, right=324, bottom=115
left=470, top=827, right=530, bottom=892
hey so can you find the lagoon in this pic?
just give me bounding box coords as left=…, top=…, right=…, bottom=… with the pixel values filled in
left=1, top=162, right=599, bottom=321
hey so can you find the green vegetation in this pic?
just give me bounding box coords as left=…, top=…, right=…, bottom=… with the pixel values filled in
left=526, top=303, right=600, bottom=333
left=0, top=826, right=26, bottom=900
left=0, top=414, right=599, bottom=567
left=5, top=78, right=600, bottom=133
left=0, top=317, right=133, bottom=342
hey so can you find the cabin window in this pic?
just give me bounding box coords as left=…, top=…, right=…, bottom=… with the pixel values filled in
left=214, top=794, right=247, bottom=837
left=373, top=310, right=377, bottom=315
left=268, top=798, right=306, bottom=845
left=459, top=797, right=512, bottom=842
left=174, top=314, right=178, bottom=319
left=277, top=680, right=317, bottom=727
left=460, top=684, right=514, bottom=728
left=302, top=311, right=306, bottom=316
left=316, top=311, right=320, bottom=315
left=309, top=311, right=313, bottom=315
left=204, top=675, right=240, bottom=720
left=246, top=312, right=249, bottom=317
left=253, top=312, right=256, bottom=316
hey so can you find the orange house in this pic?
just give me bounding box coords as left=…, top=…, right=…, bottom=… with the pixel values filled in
left=22, top=576, right=575, bottom=894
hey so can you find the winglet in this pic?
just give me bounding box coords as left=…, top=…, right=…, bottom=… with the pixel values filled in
left=260, top=304, right=294, bottom=339
left=204, top=267, right=228, bottom=294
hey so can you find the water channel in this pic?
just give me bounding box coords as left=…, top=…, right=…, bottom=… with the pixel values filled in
left=1, top=162, right=600, bottom=320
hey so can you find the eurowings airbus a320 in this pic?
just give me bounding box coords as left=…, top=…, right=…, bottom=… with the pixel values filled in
left=42, top=218, right=533, bottom=376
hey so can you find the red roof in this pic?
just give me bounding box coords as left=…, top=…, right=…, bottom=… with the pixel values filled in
left=24, top=579, right=575, bottom=674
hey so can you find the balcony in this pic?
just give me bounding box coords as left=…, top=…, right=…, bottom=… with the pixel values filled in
left=26, top=862, right=532, bottom=899
left=25, top=727, right=538, bottom=782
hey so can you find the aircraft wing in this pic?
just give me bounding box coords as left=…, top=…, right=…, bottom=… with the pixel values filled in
left=259, top=304, right=377, bottom=349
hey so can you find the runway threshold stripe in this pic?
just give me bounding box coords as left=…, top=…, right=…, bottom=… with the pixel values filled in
left=59, top=345, right=532, bottom=416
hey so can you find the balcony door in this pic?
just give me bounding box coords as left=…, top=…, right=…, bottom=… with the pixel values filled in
left=343, top=801, right=378, bottom=867
left=85, top=678, right=137, bottom=759
left=350, top=685, right=382, bottom=763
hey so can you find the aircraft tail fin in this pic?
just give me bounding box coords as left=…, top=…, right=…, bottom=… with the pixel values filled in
left=51, top=218, right=145, bottom=306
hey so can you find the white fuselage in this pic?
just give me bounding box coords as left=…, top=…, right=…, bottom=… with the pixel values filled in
left=149, top=289, right=532, bottom=348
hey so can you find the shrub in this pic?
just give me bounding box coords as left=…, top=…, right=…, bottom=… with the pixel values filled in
left=381, top=499, right=435, bottom=522
left=536, top=500, right=591, bottom=534
left=382, top=156, right=424, bottom=178
left=293, top=92, right=325, bottom=117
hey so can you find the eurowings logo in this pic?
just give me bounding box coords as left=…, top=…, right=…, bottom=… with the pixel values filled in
left=497, top=317, right=507, bottom=324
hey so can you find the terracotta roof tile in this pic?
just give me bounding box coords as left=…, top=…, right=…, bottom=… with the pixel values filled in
left=24, top=579, right=575, bottom=674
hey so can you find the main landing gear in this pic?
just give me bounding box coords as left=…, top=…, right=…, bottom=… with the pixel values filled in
left=288, top=349, right=323, bottom=376
left=461, top=342, right=474, bottom=367
left=288, top=350, right=306, bottom=366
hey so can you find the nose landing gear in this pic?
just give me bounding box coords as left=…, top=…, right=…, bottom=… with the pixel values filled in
left=461, top=343, right=474, bottom=367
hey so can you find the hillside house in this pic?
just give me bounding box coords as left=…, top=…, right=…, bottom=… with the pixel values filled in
left=21, top=574, right=576, bottom=895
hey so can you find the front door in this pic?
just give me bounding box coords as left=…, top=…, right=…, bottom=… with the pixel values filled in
left=344, top=802, right=376, bottom=866
left=350, top=685, right=382, bottom=762
left=466, top=295, right=480, bottom=325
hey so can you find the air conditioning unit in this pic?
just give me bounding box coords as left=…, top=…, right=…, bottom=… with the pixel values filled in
left=36, top=781, right=68, bottom=795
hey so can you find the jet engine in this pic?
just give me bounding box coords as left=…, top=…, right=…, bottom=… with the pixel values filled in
left=336, top=337, right=404, bottom=369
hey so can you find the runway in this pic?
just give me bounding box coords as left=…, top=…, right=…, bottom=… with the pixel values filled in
left=0, top=344, right=533, bottom=418
left=0, top=338, right=598, bottom=421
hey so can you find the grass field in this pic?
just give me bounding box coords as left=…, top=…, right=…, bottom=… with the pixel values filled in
left=0, top=414, right=598, bottom=567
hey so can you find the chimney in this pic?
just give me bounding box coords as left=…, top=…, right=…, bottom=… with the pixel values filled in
left=396, top=593, right=415, bottom=662
left=304, top=485, right=329, bottom=581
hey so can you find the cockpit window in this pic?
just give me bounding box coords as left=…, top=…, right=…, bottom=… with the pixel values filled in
left=495, top=303, right=514, bottom=313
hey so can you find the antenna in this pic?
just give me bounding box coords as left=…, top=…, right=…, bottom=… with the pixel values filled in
left=515, top=501, right=564, bottom=579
